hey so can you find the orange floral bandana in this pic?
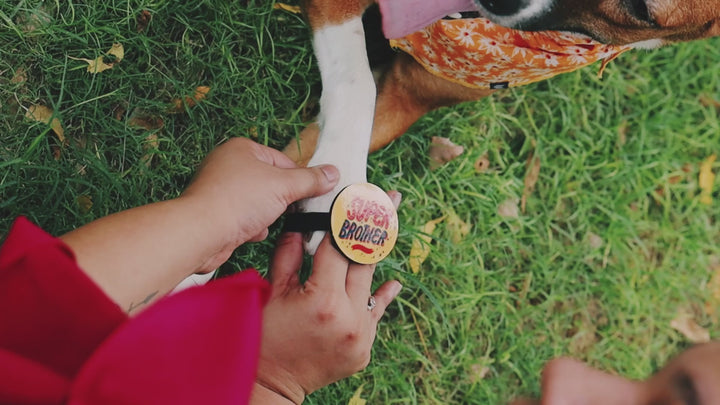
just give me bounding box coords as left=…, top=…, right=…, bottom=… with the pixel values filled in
left=389, top=18, right=631, bottom=90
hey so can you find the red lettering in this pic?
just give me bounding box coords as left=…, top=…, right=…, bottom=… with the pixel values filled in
left=346, top=197, right=391, bottom=229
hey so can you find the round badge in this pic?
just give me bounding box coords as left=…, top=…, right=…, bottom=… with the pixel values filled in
left=330, top=183, right=399, bottom=264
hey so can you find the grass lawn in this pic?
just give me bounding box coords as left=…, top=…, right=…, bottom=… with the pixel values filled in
left=2, top=1, right=719, bottom=403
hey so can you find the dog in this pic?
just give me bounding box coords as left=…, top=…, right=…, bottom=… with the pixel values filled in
left=289, top=0, right=720, bottom=253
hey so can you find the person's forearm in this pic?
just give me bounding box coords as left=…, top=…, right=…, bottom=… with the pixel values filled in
left=60, top=196, right=236, bottom=314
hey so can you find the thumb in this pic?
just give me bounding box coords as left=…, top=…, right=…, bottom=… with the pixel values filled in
left=283, top=164, right=340, bottom=203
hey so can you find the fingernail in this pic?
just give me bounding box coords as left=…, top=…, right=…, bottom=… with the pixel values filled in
left=319, top=165, right=339, bottom=183
left=390, top=191, right=402, bottom=207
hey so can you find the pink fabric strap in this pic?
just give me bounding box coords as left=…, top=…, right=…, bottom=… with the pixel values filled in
left=378, top=0, right=480, bottom=39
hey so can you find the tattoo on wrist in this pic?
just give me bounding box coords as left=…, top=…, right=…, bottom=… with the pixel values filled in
left=127, top=290, right=159, bottom=313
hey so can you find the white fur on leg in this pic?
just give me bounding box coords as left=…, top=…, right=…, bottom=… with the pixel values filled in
left=300, top=17, right=377, bottom=254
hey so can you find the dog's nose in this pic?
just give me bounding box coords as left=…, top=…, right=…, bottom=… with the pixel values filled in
left=477, top=0, right=525, bottom=16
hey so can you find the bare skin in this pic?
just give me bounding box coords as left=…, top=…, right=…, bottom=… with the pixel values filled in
left=60, top=137, right=340, bottom=314
left=512, top=341, right=720, bottom=405
left=58, top=137, right=403, bottom=404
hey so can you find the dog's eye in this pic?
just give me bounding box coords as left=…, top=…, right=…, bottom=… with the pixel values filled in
left=626, top=0, right=654, bottom=24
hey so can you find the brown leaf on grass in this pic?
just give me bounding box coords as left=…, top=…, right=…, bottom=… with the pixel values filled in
left=498, top=198, right=519, bottom=219
left=128, top=111, right=164, bottom=131
left=76, top=195, right=93, bottom=214
left=446, top=211, right=471, bottom=244
left=273, top=3, right=302, bottom=13
left=11, top=68, right=27, bottom=84
left=704, top=258, right=720, bottom=319
left=25, top=104, right=65, bottom=144
left=670, top=311, right=710, bottom=343
left=699, top=94, right=720, bottom=110
left=141, top=133, right=160, bottom=167
left=136, top=10, right=152, bottom=32
left=17, top=7, right=52, bottom=33
left=428, top=136, right=464, bottom=170
left=617, top=120, right=628, bottom=148
left=409, top=216, right=445, bottom=273
left=169, top=86, right=210, bottom=113
left=347, top=386, right=366, bottom=405
left=521, top=154, right=541, bottom=213
left=127, top=109, right=163, bottom=167
left=699, top=154, right=716, bottom=205
left=70, top=43, right=124, bottom=74
left=474, top=153, right=490, bottom=173
left=469, top=362, right=491, bottom=383
left=107, top=43, right=124, bottom=62
left=586, top=232, right=603, bottom=249
left=112, top=103, right=127, bottom=121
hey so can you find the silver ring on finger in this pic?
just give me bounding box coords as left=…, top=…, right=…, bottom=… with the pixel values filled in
left=367, top=295, right=376, bottom=311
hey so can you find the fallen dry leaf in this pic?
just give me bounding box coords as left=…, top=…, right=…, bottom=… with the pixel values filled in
left=699, top=154, right=716, bottom=205
left=670, top=311, right=710, bottom=343
left=699, top=94, right=720, bottom=110
left=586, top=232, right=603, bottom=249
left=17, top=6, right=52, bottom=33
left=70, top=43, right=124, bottom=74
left=11, top=68, right=27, bottom=84
left=136, top=10, right=152, bottom=32
left=705, top=259, right=720, bottom=319
left=169, top=85, right=210, bottom=113
left=498, top=198, right=519, bottom=220
left=25, top=104, right=65, bottom=143
left=409, top=216, right=445, bottom=273
left=141, top=133, right=160, bottom=167
left=127, top=109, right=163, bottom=167
left=128, top=110, right=164, bottom=131
left=347, top=385, right=366, bottom=405
left=107, top=43, right=124, bottom=62
left=273, top=3, right=302, bottom=13
left=521, top=154, right=541, bottom=213
left=469, top=363, right=491, bottom=383
left=428, top=136, right=464, bottom=170
left=76, top=195, right=93, bottom=214
left=474, top=153, right=490, bottom=173
left=446, top=211, right=471, bottom=244
left=617, top=120, right=628, bottom=148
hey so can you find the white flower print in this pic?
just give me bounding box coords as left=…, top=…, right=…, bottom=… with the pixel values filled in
left=568, top=49, right=588, bottom=64
left=536, top=53, right=559, bottom=67
left=477, top=37, right=505, bottom=57
left=453, top=24, right=476, bottom=46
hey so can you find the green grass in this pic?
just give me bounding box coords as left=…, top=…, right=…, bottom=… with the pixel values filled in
left=2, top=1, right=719, bottom=403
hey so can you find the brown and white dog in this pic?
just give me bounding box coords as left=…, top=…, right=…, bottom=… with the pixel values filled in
left=290, top=0, right=720, bottom=252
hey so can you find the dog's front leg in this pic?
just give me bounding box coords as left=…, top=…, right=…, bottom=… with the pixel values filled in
left=298, top=5, right=376, bottom=254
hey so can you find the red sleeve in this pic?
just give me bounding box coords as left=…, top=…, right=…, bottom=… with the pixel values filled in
left=0, top=217, right=128, bottom=404
left=1, top=217, right=271, bottom=405
left=70, top=270, right=270, bottom=405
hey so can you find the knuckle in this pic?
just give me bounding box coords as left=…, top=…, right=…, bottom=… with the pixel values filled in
left=314, top=307, right=337, bottom=325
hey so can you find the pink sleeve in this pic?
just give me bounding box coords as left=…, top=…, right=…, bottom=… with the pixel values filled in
left=0, top=217, right=128, bottom=379
left=69, top=268, right=270, bottom=405
left=0, top=217, right=271, bottom=405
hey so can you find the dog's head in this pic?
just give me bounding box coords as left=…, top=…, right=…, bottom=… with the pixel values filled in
left=473, top=0, right=720, bottom=47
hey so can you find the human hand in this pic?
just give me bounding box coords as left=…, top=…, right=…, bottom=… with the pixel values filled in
left=252, top=192, right=402, bottom=404
left=180, top=137, right=340, bottom=247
